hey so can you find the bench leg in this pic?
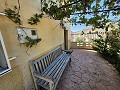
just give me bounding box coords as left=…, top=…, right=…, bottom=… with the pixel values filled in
left=49, top=82, right=54, bottom=90
left=69, top=58, right=71, bottom=62
left=69, top=58, right=71, bottom=66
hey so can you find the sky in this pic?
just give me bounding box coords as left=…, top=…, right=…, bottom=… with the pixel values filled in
left=70, top=0, right=120, bottom=32
left=71, top=24, right=87, bottom=32
left=70, top=15, right=119, bottom=32
left=70, top=13, right=93, bottom=32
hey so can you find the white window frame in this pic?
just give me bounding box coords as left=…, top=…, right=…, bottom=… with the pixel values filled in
left=0, top=31, right=11, bottom=76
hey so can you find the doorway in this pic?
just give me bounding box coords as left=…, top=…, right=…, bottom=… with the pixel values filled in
left=64, top=30, right=68, bottom=50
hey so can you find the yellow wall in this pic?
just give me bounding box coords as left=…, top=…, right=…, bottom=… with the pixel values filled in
left=0, top=0, right=70, bottom=89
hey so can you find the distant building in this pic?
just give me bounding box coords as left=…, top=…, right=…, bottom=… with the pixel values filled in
left=71, top=20, right=119, bottom=42
left=71, top=27, right=105, bottom=42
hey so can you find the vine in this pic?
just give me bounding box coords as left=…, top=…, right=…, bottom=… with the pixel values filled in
left=2, top=0, right=42, bottom=49
left=17, top=27, right=42, bottom=49
left=28, top=13, right=44, bottom=25
left=42, top=1, right=68, bottom=20
left=17, top=0, right=20, bottom=14
left=25, top=36, right=41, bottom=48
left=3, top=0, right=22, bottom=25
left=60, top=20, right=66, bottom=30
left=4, top=0, right=8, bottom=8
left=4, top=8, right=21, bottom=25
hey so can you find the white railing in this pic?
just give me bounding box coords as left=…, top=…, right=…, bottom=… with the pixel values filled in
left=71, top=33, right=106, bottom=42
left=71, top=42, right=93, bottom=49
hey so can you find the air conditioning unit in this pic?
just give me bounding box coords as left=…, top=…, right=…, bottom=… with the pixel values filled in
left=17, top=27, right=38, bottom=43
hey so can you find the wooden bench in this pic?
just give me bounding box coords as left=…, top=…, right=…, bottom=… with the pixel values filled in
left=29, top=46, right=72, bottom=90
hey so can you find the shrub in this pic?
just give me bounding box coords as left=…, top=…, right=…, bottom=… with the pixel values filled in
left=75, top=37, right=83, bottom=43
left=93, top=23, right=120, bottom=74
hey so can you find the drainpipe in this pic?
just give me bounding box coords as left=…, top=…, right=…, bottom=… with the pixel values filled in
left=0, top=12, right=6, bottom=16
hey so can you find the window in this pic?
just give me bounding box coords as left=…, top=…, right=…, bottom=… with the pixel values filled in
left=0, top=31, right=11, bottom=76
left=31, top=30, right=36, bottom=35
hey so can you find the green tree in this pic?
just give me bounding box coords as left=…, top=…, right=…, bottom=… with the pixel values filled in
left=93, top=22, right=120, bottom=73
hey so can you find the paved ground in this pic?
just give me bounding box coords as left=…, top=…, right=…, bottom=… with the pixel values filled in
left=56, top=49, right=120, bottom=90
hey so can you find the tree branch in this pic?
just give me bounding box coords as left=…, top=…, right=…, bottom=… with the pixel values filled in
left=17, top=0, right=20, bottom=14
left=4, top=0, right=8, bottom=9
left=58, top=0, right=82, bottom=9
left=72, top=8, right=120, bottom=15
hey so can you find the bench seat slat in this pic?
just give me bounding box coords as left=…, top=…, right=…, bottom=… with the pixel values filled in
left=47, top=55, right=51, bottom=64
left=45, top=57, right=49, bottom=66
left=38, top=62, right=42, bottom=73
left=35, top=62, right=40, bottom=72
left=43, top=58, right=47, bottom=69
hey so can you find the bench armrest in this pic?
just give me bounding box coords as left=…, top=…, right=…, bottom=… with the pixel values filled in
left=34, top=72, right=54, bottom=84
left=62, top=50, right=73, bottom=54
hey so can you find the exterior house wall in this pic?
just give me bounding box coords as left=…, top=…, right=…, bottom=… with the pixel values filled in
left=0, top=0, right=70, bottom=90
left=71, top=21, right=119, bottom=42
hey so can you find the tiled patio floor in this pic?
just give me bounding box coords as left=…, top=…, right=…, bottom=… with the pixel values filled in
left=56, top=49, right=120, bottom=90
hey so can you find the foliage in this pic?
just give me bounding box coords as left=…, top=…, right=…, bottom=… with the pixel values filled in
left=60, top=21, right=66, bottom=30
left=3, top=3, right=42, bottom=48
left=4, top=8, right=21, bottom=25
left=93, top=22, right=120, bottom=73
left=42, top=1, right=70, bottom=20
left=92, top=38, right=105, bottom=53
left=25, top=36, right=41, bottom=48
left=28, top=13, right=44, bottom=25
left=108, top=29, right=120, bottom=54
left=42, top=0, right=120, bottom=28
left=75, top=37, right=83, bottom=43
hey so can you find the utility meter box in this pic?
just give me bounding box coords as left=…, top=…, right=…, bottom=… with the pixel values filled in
left=17, top=27, right=38, bottom=43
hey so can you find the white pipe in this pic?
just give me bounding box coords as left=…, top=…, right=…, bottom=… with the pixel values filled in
left=9, top=57, right=16, bottom=61
left=0, top=12, right=6, bottom=16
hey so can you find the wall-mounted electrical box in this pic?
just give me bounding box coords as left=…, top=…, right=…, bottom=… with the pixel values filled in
left=17, top=27, right=38, bottom=43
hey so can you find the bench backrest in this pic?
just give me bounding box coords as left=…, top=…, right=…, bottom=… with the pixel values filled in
left=30, top=46, right=62, bottom=73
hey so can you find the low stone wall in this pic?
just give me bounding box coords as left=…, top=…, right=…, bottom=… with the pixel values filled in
left=71, top=42, right=93, bottom=49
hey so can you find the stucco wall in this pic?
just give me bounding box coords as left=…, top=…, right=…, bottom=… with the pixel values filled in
left=0, top=0, right=68, bottom=90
